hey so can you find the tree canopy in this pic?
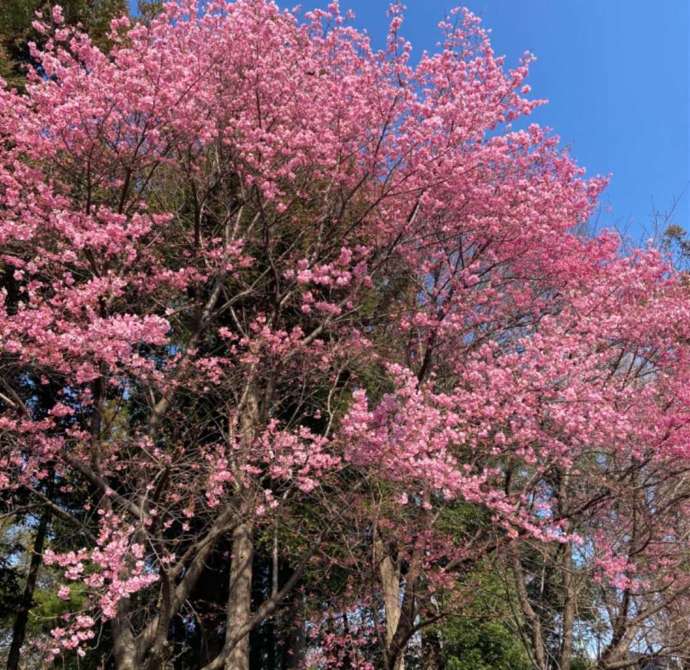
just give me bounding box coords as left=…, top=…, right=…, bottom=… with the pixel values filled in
left=0, top=2, right=688, bottom=669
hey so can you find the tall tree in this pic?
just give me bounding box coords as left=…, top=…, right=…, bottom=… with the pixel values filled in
left=0, top=2, right=689, bottom=670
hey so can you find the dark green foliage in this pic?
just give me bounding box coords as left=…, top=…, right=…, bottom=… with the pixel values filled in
left=0, top=0, right=127, bottom=89
left=443, top=619, right=532, bottom=670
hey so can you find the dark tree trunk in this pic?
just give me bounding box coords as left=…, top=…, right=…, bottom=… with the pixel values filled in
left=6, top=505, right=51, bottom=670
left=281, top=610, right=305, bottom=670
left=421, top=630, right=443, bottom=670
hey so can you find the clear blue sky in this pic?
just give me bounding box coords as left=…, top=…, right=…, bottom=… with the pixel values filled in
left=130, top=1, right=690, bottom=242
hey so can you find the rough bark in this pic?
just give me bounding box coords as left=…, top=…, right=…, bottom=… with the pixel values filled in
left=375, top=531, right=405, bottom=670
left=225, top=388, right=259, bottom=670
left=224, top=518, right=255, bottom=670
left=112, top=606, right=140, bottom=670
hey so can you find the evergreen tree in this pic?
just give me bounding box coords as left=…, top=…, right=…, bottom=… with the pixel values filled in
left=0, top=0, right=128, bottom=89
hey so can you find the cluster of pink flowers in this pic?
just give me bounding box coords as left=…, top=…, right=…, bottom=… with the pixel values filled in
left=45, top=517, right=158, bottom=656
left=0, top=0, right=688, bottom=664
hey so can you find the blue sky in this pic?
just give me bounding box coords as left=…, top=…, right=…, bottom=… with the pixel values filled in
left=130, top=1, right=690, bottom=243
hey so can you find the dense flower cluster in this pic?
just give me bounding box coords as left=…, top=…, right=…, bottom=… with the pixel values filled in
left=0, top=1, right=688, bottom=668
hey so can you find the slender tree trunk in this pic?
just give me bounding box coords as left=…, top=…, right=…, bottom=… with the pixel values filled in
left=559, top=544, right=576, bottom=670
left=6, top=506, right=51, bottom=670
left=282, top=586, right=305, bottom=669
left=374, top=531, right=405, bottom=670
left=224, top=517, right=254, bottom=670
left=224, top=388, right=259, bottom=670
left=276, top=558, right=306, bottom=670
left=421, top=629, right=443, bottom=670
left=282, top=615, right=305, bottom=670
left=559, top=474, right=576, bottom=670
left=600, top=480, right=638, bottom=670
left=510, top=548, right=548, bottom=670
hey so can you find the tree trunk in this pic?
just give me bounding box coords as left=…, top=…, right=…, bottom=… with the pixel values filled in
left=559, top=544, right=576, bottom=670
left=110, top=593, right=141, bottom=670
left=510, top=548, right=548, bottom=670
left=6, top=506, right=51, bottom=670
left=282, top=610, right=306, bottom=670
left=421, top=629, right=443, bottom=670
left=559, top=474, right=576, bottom=670
left=281, top=580, right=305, bottom=669
left=112, top=618, right=140, bottom=670
left=224, top=387, right=259, bottom=670
left=224, top=518, right=254, bottom=670
left=374, top=531, right=405, bottom=670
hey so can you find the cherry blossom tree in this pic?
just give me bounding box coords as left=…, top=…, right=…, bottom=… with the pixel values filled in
left=0, top=2, right=689, bottom=669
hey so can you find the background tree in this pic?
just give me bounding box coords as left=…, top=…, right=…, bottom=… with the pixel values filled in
left=0, top=0, right=127, bottom=89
